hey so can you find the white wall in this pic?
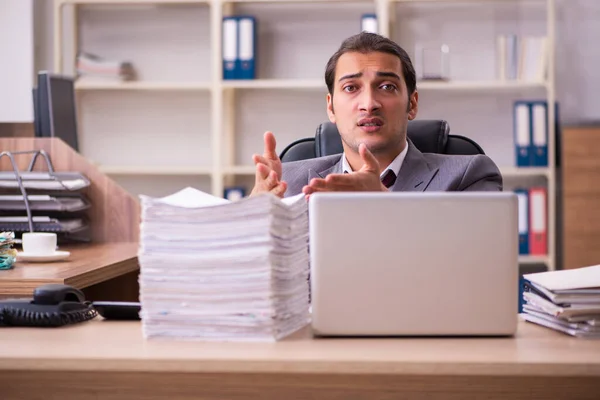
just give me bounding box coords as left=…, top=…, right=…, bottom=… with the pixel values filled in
left=33, top=0, right=600, bottom=125
left=554, top=0, right=600, bottom=124
left=0, top=0, right=34, bottom=122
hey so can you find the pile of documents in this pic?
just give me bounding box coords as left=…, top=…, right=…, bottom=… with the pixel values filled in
left=0, top=232, right=16, bottom=270
left=521, top=265, right=600, bottom=338
left=138, top=187, right=310, bottom=341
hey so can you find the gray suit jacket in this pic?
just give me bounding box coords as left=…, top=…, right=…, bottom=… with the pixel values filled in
left=281, top=140, right=502, bottom=197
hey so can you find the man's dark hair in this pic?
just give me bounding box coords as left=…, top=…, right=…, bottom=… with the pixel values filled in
left=325, top=32, right=416, bottom=99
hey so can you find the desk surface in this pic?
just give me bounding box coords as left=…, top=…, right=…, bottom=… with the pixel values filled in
left=0, top=319, right=598, bottom=377
left=0, top=242, right=138, bottom=297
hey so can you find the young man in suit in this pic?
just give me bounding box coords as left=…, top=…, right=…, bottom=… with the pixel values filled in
left=250, top=32, right=502, bottom=198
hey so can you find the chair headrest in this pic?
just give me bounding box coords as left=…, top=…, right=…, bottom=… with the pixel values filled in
left=315, top=120, right=450, bottom=157
left=406, top=119, right=449, bottom=153
left=315, top=122, right=344, bottom=157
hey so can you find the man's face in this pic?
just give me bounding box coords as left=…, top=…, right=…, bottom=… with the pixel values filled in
left=327, top=51, right=418, bottom=156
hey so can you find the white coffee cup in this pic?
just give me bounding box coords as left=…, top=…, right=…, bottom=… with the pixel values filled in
left=21, top=232, right=58, bottom=255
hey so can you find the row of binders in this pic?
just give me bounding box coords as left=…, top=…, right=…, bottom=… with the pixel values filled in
left=515, top=187, right=547, bottom=256
left=497, top=35, right=548, bottom=82
left=222, top=14, right=378, bottom=80
left=521, top=265, right=600, bottom=338
left=223, top=16, right=257, bottom=80
left=513, top=100, right=552, bottom=167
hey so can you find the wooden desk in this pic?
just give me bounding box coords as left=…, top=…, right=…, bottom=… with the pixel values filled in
left=0, top=242, right=139, bottom=301
left=0, top=319, right=598, bottom=400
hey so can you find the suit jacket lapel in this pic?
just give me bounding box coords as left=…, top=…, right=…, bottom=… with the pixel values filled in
left=308, top=155, right=343, bottom=180
left=392, top=140, right=439, bottom=192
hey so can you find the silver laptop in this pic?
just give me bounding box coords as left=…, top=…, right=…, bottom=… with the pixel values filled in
left=309, top=192, right=519, bottom=337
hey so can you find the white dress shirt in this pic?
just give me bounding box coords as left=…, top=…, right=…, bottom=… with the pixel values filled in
left=341, top=141, right=409, bottom=181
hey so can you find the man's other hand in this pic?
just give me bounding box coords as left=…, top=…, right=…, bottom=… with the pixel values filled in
left=252, top=131, right=282, bottom=180
left=250, top=131, right=286, bottom=198
left=302, top=143, right=387, bottom=197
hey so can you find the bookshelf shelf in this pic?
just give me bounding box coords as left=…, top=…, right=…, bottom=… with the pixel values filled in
left=519, top=255, right=550, bottom=265
left=75, top=80, right=213, bottom=91
left=221, top=79, right=325, bottom=90
left=225, top=0, right=369, bottom=3
left=417, top=80, right=547, bottom=91
left=99, top=165, right=214, bottom=175
left=73, top=79, right=546, bottom=92
left=62, top=0, right=533, bottom=4
left=219, top=80, right=546, bottom=91
left=61, top=0, right=209, bottom=4
left=499, top=167, right=551, bottom=178
left=391, top=0, right=532, bottom=3
left=223, top=165, right=257, bottom=175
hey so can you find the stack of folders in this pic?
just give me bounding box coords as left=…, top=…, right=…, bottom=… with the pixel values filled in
left=222, top=16, right=257, bottom=80
left=515, top=187, right=547, bottom=256
left=521, top=265, right=600, bottom=338
left=0, top=172, right=91, bottom=242
left=361, top=14, right=378, bottom=33
left=513, top=100, right=554, bottom=168
left=138, top=187, right=311, bottom=342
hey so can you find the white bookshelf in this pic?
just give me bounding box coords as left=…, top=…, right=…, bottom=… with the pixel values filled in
left=54, top=0, right=557, bottom=270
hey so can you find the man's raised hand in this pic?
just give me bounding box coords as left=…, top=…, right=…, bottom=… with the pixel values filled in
left=250, top=131, right=286, bottom=198
left=252, top=131, right=282, bottom=180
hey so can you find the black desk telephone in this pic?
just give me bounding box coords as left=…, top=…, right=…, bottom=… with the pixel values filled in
left=0, top=284, right=142, bottom=327
left=0, top=284, right=97, bottom=327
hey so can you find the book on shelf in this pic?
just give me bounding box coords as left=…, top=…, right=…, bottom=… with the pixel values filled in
left=528, top=187, right=547, bottom=256
left=76, top=52, right=137, bottom=83
left=515, top=188, right=530, bottom=256
left=222, top=16, right=256, bottom=80
left=514, top=187, right=547, bottom=257
left=223, top=186, right=246, bottom=201
left=497, top=35, right=548, bottom=82
left=513, top=100, right=553, bottom=167
left=361, top=14, right=377, bottom=34
left=521, top=265, right=600, bottom=338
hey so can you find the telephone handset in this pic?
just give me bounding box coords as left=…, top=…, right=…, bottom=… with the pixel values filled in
left=0, top=284, right=97, bottom=327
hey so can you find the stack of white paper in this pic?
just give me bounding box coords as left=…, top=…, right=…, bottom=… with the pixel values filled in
left=138, top=187, right=310, bottom=341
left=521, top=265, right=600, bottom=338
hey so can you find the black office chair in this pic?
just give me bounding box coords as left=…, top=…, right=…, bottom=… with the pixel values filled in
left=279, top=120, right=485, bottom=162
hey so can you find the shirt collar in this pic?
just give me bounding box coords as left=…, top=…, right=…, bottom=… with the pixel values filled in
left=342, top=141, right=409, bottom=179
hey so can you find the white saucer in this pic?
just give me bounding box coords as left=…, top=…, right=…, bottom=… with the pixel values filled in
left=17, top=250, right=71, bottom=263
